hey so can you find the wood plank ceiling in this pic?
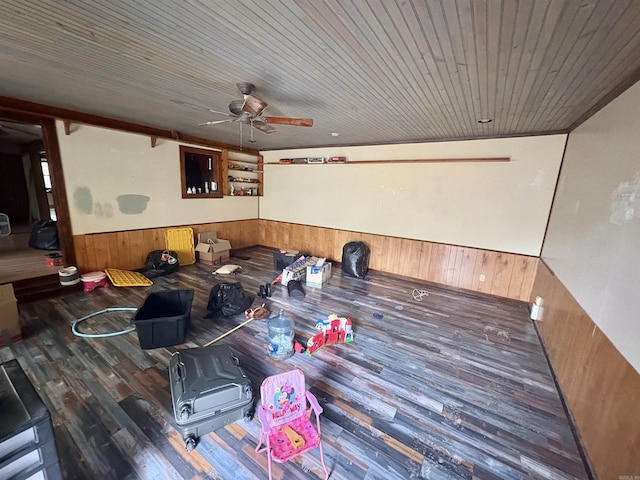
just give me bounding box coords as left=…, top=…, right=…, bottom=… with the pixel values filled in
left=0, top=0, right=639, bottom=150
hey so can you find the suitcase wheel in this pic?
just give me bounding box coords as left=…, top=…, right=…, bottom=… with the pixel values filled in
left=185, top=435, right=197, bottom=451
left=243, top=413, right=252, bottom=424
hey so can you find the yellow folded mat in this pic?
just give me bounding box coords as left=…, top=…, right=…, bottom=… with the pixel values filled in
left=105, top=268, right=153, bottom=287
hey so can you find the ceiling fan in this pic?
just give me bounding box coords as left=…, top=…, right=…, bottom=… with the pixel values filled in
left=174, top=82, right=313, bottom=144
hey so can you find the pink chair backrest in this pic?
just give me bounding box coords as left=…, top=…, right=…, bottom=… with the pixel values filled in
left=259, top=369, right=307, bottom=428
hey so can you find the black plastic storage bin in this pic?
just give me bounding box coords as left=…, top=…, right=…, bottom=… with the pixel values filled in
left=134, top=289, right=195, bottom=349
left=272, top=250, right=303, bottom=271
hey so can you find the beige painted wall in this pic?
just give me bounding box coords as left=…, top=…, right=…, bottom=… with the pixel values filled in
left=542, top=81, right=640, bottom=374
left=261, top=135, right=566, bottom=256
left=56, top=122, right=259, bottom=234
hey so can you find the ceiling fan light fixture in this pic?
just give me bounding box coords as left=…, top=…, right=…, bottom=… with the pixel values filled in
left=477, top=118, right=493, bottom=124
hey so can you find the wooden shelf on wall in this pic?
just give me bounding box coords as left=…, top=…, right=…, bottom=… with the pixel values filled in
left=267, top=157, right=510, bottom=165
left=225, top=154, right=263, bottom=196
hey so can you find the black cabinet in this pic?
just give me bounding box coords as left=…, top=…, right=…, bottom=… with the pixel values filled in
left=0, top=359, right=63, bottom=480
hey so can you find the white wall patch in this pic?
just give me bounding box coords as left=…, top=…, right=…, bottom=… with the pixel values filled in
left=610, top=171, right=640, bottom=225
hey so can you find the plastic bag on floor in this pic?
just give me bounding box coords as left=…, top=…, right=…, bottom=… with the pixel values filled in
left=341, top=241, right=370, bottom=278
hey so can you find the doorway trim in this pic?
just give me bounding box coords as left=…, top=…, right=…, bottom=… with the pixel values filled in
left=0, top=109, right=75, bottom=267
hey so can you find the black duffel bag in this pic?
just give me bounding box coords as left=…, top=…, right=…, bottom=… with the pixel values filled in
left=28, top=220, right=60, bottom=250
left=142, top=249, right=180, bottom=278
left=206, top=282, right=253, bottom=317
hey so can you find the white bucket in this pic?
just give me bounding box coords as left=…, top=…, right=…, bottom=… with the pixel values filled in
left=59, top=266, right=80, bottom=286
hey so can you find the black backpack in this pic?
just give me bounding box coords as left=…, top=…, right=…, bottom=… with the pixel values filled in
left=206, top=282, right=253, bottom=317
left=142, top=250, right=180, bottom=278
left=28, top=220, right=60, bottom=250
left=341, top=241, right=370, bottom=278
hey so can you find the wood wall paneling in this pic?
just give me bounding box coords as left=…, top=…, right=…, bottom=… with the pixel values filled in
left=72, top=219, right=537, bottom=301
left=72, top=220, right=261, bottom=273
left=257, top=220, right=537, bottom=301
left=531, top=260, right=640, bottom=479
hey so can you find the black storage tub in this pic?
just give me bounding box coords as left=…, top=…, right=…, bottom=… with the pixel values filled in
left=134, top=289, right=195, bottom=349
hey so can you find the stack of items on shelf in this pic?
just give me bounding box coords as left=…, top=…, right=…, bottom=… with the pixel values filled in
left=229, top=184, right=258, bottom=196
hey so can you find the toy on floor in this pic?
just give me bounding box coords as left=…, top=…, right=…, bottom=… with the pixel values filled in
left=293, top=340, right=306, bottom=354
left=246, top=304, right=269, bottom=320
left=283, top=425, right=305, bottom=449
left=306, top=314, right=354, bottom=356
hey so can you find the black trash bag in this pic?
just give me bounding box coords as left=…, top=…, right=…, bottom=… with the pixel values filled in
left=206, top=282, right=254, bottom=317
left=28, top=220, right=60, bottom=250
left=142, top=250, right=180, bottom=279
left=341, top=241, right=370, bottom=278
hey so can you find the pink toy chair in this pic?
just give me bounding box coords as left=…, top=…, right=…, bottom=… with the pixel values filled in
left=255, top=369, right=329, bottom=480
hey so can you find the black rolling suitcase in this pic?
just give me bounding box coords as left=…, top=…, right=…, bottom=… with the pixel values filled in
left=169, top=344, right=253, bottom=450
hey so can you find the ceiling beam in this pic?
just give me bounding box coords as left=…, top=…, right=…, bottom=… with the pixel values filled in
left=0, top=96, right=259, bottom=155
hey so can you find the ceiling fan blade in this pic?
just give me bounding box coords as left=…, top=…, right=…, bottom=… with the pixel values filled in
left=262, top=116, right=313, bottom=127
left=171, top=99, right=235, bottom=117
left=0, top=128, right=8, bottom=136
left=242, top=94, right=268, bottom=116
left=198, top=119, right=236, bottom=126
left=206, top=109, right=237, bottom=117
left=252, top=122, right=276, bottom=134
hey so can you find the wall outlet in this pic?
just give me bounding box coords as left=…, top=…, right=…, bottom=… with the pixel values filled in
left=479, top=274, right=486, bottom=282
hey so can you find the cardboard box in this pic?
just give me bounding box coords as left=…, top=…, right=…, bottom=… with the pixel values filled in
left=0, top=284, right=21, bottom=346
left=306, top=262, right=332, bottom=288
left=281, top=256, right=318, bottom=286
left=195, top=231, right=232, bottom=266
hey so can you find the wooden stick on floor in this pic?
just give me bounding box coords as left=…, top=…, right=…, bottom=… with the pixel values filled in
left=203, top=317, right=256, bottom=347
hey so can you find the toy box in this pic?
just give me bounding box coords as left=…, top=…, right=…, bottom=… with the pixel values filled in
left=195, top=231, right=231, bottom=266
left=306, top=262, right=331, bottom=288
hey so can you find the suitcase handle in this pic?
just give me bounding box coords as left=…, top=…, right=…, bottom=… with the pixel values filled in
left=174, top=361, right=186, bottom=381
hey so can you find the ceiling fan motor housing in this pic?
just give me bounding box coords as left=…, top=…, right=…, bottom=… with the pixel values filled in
left=229, top=100, right=253, bottom=123
left=236, top=82, right=255, bottom=96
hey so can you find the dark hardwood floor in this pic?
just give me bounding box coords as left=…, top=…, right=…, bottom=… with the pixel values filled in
left=0, top=247, right=589, bottom=480
left=0, top=231, right=62, bottom=285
